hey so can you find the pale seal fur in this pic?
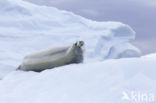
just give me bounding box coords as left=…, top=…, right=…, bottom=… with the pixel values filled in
left=17, top=41, right=84, bottom=72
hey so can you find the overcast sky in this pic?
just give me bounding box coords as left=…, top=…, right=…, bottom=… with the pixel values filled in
left=26, top=0, right=156, bottom=54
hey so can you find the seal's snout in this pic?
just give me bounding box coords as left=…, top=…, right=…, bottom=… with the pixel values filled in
left=75, top=41, right=84, bottom=47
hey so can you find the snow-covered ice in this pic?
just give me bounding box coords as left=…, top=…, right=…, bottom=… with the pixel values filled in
left=0, top=54, right=156, bottom=103
left=0, top=0, right=155, bottom=103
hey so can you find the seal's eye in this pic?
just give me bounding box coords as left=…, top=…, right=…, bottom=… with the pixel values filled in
left=79, top=41, right=84, bottom=47
left=74, top=42, right=78, bottom=46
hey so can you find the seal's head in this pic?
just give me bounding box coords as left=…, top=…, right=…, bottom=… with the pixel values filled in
left=71, top=41, right=84, bottom=63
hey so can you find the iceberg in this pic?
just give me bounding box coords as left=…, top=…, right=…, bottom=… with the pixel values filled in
left=0, top=0, right=141, bottom=64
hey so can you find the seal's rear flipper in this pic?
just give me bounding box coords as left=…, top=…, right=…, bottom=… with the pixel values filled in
left=16, top=65, right=21, bottom=71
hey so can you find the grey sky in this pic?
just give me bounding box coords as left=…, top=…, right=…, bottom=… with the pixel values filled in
left=26, top=0, right=156, bottom=54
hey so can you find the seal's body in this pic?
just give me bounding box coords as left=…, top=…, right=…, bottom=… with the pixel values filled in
left=17, top=41, right=84, bottom=72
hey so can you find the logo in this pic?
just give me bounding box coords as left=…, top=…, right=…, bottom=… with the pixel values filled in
left=122, top=91, right=155, bottom=102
